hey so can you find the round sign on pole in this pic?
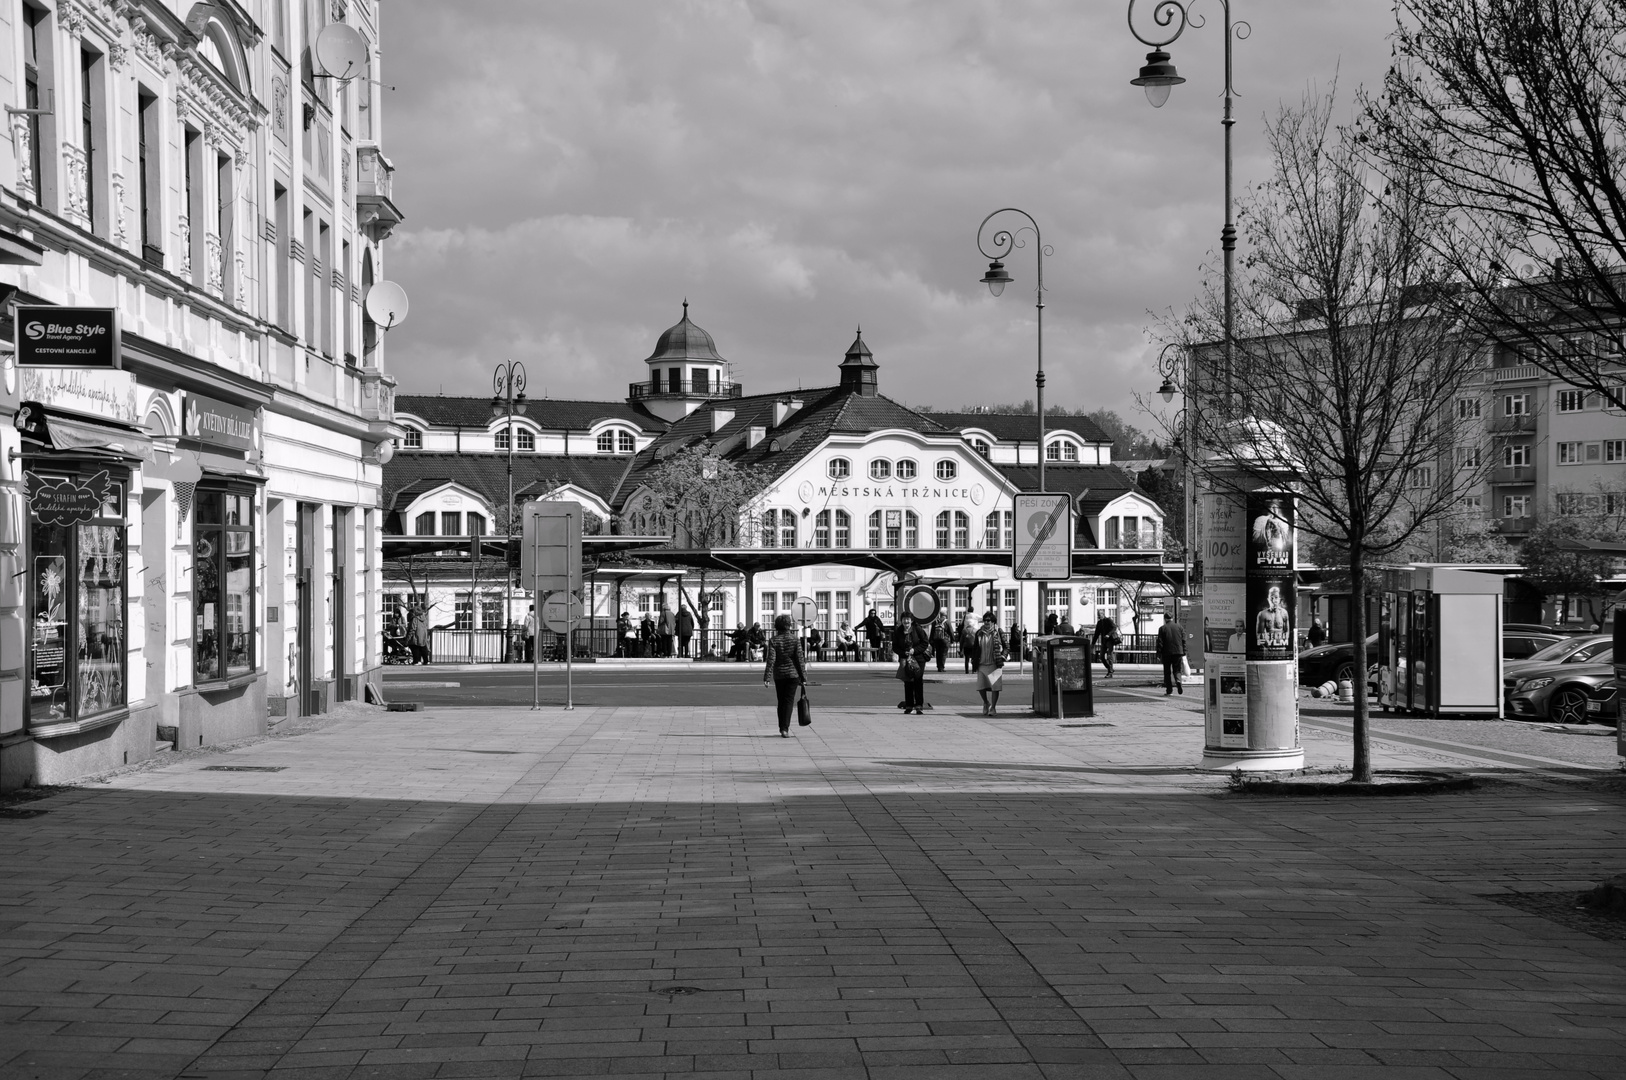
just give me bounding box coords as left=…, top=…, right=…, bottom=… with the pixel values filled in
left=542, top=594, right=583, bottom=634
left=903, top=585, right=940, bottom=622
left=792, top=595, right=817, bottom=625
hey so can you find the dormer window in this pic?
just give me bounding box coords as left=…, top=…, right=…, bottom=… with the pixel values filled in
left=618, top=431, right=635, bottom=454
left=517, top=430, right=535, bottom=452
left=597, top=431, right=614, bottom=453
left=402, top=427, right=422, bottom=449
left=971, top=438, right=990, bottom=458
left=494, top=429, right=510, bottom=450
left=870, top=459, right=892, bottom=481
left=1046, top=440, right=1079, bottom=462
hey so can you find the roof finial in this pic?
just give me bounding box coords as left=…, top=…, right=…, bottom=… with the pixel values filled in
left=682, top=298, right=689, bottom=317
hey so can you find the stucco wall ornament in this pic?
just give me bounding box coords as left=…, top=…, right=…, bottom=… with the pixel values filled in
left=11, top=116, right=35, bottom=203
left=129, top=18, right=166, bottom=69
left=110, top=172, right=129, bottom=246
left=62, top=144, right=90, bottom=226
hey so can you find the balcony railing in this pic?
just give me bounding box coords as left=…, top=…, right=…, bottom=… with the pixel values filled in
left=628, top=380, right=744, bottom=401
left=1492, top=413, right=1537, bottom=434
left=356, top=145, right=403, bottom=242
left=1496, top=514, right=1537, bottom=536
left=1492, top=464, right=1537, bottom=485
left=1491, top=363, right=1542, bottom=383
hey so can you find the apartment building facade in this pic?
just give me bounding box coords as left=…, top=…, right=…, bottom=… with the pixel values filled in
left=0, top=0, right=401, bottom=788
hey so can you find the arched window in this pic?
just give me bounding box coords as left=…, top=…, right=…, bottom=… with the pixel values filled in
left=761, top=508, right=777, bottom=548
left=814, top=510, right=831, bottom=547
left=517, top=430, right=535, bottom=451
left=834, top=509, right=851, bottom=548
left=402, top=427, right=422, bottom=448
left=597, top=431, right=615, bottom=453
left=935, top=510, right=951, bottom=548
left=985, top=511, right=1000, bottom=549
left=828, top=457, right=850, bottom=479
left=953, top=511, right=969, bottom=549
left=869, top=510, right=882, bottom=548
left=467, top=513, right=487, bottom=536
left=935, top=460, right=957, bottom=481
left=618, top=431, right=636, bottom=454
left=971, top=438, right=990, bottom=458
left=895, top=459, right=917, bottom=480
left=1063, top=441, right=1078, bottom=461
left=780, top=511, right=797, bottom=549
left=414, top=511, right=434, bottom=535
left=985, top=510, right=1012, bottom=550
left=494, top=428, right=510, bottom=450
left=904, top=510, right=918, bottom=548
left=1046, top=440, right=1079, bottom=461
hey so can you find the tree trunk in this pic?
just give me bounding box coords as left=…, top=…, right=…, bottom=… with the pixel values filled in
left=1348, top=548, right=1372, bottom=783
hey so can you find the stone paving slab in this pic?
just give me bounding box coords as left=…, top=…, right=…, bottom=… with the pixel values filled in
left=1, top=698, right=1624, bottom=1078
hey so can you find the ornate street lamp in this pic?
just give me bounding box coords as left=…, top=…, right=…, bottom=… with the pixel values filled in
left=1127, top=0, right=1249, bottom=402
left=492, top=359, right=527, bottom=658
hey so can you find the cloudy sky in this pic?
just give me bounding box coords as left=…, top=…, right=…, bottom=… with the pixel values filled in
left=377, top=1, right=1392, bottom=420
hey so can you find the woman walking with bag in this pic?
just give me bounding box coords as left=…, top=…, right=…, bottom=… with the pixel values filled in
left=762, top=614, right=807, bottom=737
left=974, top=611, right=1007, bottom=715
left=892, top=614, right=930, bottom=715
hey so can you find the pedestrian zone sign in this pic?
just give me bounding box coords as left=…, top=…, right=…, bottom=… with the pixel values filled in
left=1013, top=493, right=1072, bottom=580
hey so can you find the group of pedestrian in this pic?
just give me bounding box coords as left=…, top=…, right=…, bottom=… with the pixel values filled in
left=384, top=599, right=433, bottom=665
left=613, top=601, right=698, bottom=657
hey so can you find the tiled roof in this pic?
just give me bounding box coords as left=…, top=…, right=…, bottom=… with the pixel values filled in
left=383, top=452, right=634, bottom=512
left=931, top=411, right=1111, bottom=445
left=991, top=463, right=1140, bottom=512
left=394, top=394, right=664, bottom=432
left=614, top=387, right=950, bottom=508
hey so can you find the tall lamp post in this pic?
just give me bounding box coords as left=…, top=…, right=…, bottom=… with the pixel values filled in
left=977, top=208, right=1053, bottom=646
left=491, top=360, right=527, bottom=660
left=1128, top=0, right=1249, bottom=402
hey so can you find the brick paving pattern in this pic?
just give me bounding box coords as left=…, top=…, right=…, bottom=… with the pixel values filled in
left=2, top=697, right=1624, bottom=1078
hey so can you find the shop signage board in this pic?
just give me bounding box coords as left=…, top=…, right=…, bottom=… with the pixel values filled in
left=24, top=470, right=112, bottom=528
left=14, top=306, right=119, bottom=367
left=184, top=393, right=258, bottom=452
left=18, top=367, right=139, bottom=424
left=1013, top=493, right=1072, bottom=580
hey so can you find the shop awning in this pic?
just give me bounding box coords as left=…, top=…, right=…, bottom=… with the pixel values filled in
left=27, top=411, right=152, bottom=461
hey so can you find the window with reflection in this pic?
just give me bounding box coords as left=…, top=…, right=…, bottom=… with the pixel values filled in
left=194, top=486, right=256, bottom=684
left=28, top=466, right=129, bottom=724
left=904, top=510, right=918, bottom=548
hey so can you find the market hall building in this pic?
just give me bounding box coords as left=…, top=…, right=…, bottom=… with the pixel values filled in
left=383, top=307, right=1168, bottom=648
left=0, top=1, right=403, bottom=789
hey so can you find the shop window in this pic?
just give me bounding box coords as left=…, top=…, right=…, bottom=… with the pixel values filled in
left=193, top=487, right=256, bottom=685
left=28, top=466, right=129, bottom=723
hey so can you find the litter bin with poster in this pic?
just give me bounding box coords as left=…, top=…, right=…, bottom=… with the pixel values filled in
left=1031, top=634, right=1094, bottom=718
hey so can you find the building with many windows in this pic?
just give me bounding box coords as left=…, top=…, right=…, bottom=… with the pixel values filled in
left=0, top=0, right=402, bottom=788
left=382, top=307, right=1167, bottom=653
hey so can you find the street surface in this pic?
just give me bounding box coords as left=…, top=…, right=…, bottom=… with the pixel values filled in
left=3, top=685, right=1625, bottom=1079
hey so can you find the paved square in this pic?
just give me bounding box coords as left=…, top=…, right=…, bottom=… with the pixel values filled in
left=2, top=699, right=1624, bottom=1078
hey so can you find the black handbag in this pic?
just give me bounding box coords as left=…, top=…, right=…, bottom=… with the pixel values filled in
left=796, top=687, right=812, bottom=726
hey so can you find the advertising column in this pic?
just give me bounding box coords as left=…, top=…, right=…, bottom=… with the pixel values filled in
left=1199, top=487, right=1303, bottom=770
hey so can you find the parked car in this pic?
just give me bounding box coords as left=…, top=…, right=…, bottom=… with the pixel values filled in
left=1584, top=678, right=1620, bottom=724
left=1503, top=634, right=1613, bottom=683
left=1298, top=634, right=1378, bottom=688
left=1504, top=649, right=1615, bottom=723
left=1503, top=632, right=1566, bottom=660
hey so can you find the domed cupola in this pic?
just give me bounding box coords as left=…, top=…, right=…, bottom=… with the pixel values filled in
left=838, top=327, right=878, bottom=397
left=634, top=301, right=736, bottom=421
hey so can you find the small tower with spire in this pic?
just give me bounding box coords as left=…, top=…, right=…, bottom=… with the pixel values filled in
left=838, top=328, right=878, bottom=397
left=635, top=301, right=735, bottom=421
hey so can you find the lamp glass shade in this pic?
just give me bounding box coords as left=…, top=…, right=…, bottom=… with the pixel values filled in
left=1158, top=379, right=1178, bottom=403
left=980, top=259, right=1012, bottom=297
left=987, top=280, right=1006, bottom=298
left=1144, top=83, right=1172, bottom=108
left=490, top=398, right=504, bottom=417
left=515, top=394, right=528, bottom=414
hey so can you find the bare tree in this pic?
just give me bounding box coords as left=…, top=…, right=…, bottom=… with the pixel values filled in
left=631, top=447, right=767, bottom=655
left=1161, top=89, right=1493, bottom=782
left=1370, top=0, right=1626, bottom=409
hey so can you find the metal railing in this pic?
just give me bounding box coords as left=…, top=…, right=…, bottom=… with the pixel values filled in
left=627, top=381, right=744, bottom=401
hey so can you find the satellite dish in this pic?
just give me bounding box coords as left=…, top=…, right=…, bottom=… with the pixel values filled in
left=365, top=281, right=409, bottom=331
left=314, top=23, right=369, bottom=82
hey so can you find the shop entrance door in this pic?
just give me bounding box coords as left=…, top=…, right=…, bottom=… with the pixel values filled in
left=297, top=502, right=321, bottom=715
left=332, top=507, right=350, bottom=702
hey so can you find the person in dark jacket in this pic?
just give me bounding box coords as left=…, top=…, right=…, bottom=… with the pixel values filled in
left=1044, top=612, right=1060, bottom=635
left=762, top=614, right=807, bottom=737
left=1155, top=612, right=1187, bottom=695
left=1092, top=614, right=1119, bottom=677
left=676, top=606, right=695, bottom=656
left=1307, top=617, right=1327, bottom=648
left=893, top=614, right=931, bottom=714
left=859, top=609, right=886, bottom=659
left=930, top=614, right=951, bottom=673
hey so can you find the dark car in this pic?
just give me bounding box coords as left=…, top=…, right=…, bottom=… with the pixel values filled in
left=1505, top=648, right=1615, bottom=723
left=1584, top=678, right=1620, bottom=724
left=1503, top=632, right=1566, bottom=660
left=1298, top=633, right=1378, bottom=688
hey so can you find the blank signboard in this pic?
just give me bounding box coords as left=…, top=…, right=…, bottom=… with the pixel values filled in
left=1436, top=592, right=1501, bottom=713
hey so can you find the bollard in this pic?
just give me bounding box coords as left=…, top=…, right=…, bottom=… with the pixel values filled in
left=1337, top=678, right=1354, bottom=703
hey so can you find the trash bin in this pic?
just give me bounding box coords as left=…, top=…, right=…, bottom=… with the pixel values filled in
left=1032, top=634, right=1094, bottom=718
